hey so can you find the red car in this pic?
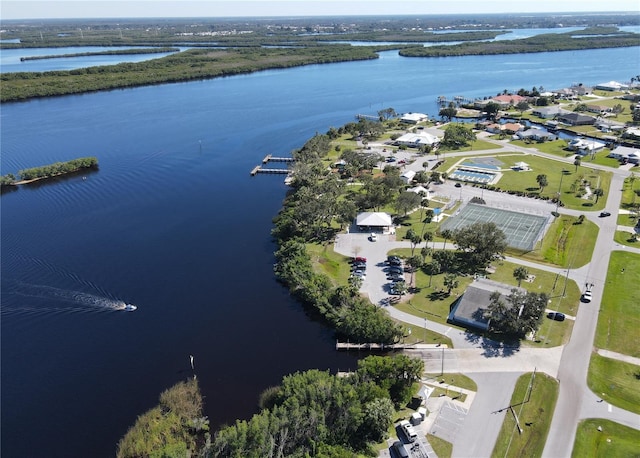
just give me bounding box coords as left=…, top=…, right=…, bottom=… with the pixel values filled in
left=353, top=257, right=367, bottom=263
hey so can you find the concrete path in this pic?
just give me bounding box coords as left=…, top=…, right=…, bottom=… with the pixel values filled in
left=596, top=348, right=640, bottom=366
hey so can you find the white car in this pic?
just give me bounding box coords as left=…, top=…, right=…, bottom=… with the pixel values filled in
left=370, top=233, right=377, bottom=242
left=581, top=290, right=592, bottom=303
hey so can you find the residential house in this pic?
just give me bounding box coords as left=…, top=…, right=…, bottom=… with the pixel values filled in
left=400, top=112, right=429, bottom=124
left=489, top=94, right=528, bottom=108
left=608, top=146, right=640, bottom=164
left=595, top=81, right=629, bottom=91
left=516, top=128, right=557, bottom=142
left=557, top=112, right=597, bottom=126
left=568, top=138, right=607, bottom=155
left=532, top=105, right=569, bottom=119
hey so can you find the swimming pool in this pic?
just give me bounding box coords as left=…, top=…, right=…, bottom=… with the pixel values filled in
left=449, top=168, right=496, bottom=184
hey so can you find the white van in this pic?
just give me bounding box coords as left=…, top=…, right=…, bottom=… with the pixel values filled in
left=399, top=420, right=418, bottom=443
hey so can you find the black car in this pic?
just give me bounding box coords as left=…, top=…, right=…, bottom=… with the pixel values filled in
left=388, top=274, right=404, bottom=282
left=387, top=255, right=402, bottom=265
left=388, top=266, right=404, bottom=275
left=352, top=262, right=366, bottom=270
left=455, top=182, right=462, bottom=187
left=599, top=212, right=611, bottom=217
left=547, top=312, right=565, bottom=322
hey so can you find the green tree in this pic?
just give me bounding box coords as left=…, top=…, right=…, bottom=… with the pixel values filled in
left=439, top=102, right=457, bottom=122
left=484, top=101, right=501, bottom=120
left=427, top=260, right=440, bottom=287
left=442, top=124, right=476, bottom=149
left=440, top=229, right=453, bottom=250
left=513, top=266, right=529, bottom=287
left=516, top=100, right=531, bottom=114
left=452, top=222, right=507, bottom=269
left=378, top=107, right=397, bottom=121
left=443, top=273, right=459, bottom=295
left=395, top=191, right=422, bottom=216
left=593, top=188, right=604, bottom=203
left=536, top=174, right=548, bottom=192
left=574, top=156, right=581, bottom=172
left=361, top=398, right=395, bottom=443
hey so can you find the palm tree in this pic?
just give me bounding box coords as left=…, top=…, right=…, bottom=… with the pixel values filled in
left=593, top=188, right=604, bottom=203
left=440, top=229, right=453, bottom=250
left=574, top=157, right=581, bottom=172
left=444, top=273, right=459, bottom=295
left=513, top=266, right=529, bottom=287
left=536, top=174, right=548, bottom=193
left=428, top=260, right=440, bottom=287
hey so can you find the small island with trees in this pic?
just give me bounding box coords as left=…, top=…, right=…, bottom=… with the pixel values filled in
left=1, top=156, right=98, bottom=187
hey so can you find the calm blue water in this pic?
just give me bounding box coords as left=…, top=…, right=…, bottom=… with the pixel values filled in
left=1, top=46, right=639, bottom=457
left=0, top=46, right=182, bottom=73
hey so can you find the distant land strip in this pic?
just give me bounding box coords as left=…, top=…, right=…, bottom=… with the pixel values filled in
left=19, top=47, right=180, bottom=61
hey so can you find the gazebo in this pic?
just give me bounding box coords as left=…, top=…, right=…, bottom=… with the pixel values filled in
left=355, top=212, right=393, bottom=233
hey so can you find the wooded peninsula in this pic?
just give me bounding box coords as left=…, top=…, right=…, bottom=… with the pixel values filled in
left=2, top=14, right=639, bottom=102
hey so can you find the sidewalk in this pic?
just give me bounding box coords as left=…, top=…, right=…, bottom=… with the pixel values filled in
left=596, top=348, right=640, bottom=366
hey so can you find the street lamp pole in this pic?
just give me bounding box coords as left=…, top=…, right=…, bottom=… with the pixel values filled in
left=555, top=170, right=566, bottom=214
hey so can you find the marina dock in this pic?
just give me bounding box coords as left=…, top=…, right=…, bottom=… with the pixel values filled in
left=336, top=341, right=449, bottom=351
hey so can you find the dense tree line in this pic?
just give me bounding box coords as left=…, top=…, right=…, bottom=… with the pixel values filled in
left=272, top=128, right=408, bottom=344
left=17, top=156, right=98, bottom=180
left=1, top=46, right=381, bottom=102
left=117, top=355, right=424, bottom=457
left=211, top=355, right=423, bottom=457
left=400, top=28, right=640, bottom=57
left=117, top=378, right=210, bottom=458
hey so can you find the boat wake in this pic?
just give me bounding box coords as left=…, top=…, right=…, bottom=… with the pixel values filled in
left=1, top=281, right=136, bottom=316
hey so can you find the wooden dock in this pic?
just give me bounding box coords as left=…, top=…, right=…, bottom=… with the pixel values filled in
left=262, top=154, right=295, bottom=164
left=250, top=165, right=290, bottom=176
left=336, top=341, right=418, bottom=351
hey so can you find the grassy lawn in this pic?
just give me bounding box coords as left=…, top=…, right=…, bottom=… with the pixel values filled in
left=398, top=320, right=453, bottom=348
left=388, top=249, right=578, bottom=347
left=613, top=230, right=639, bottom=247
left=587, top=353, right=640, bottom=414
left=491, top=372, right=559, bottom=458
left=483, top=155, right=612, bottom=212
left=594, top=251, right=640, bottom=357
left=506, top=214, right=598, bottom=269
left=572, top=419, right=640, bottom=458
left=427, top=434, right=453, bottom=458
left=424, top=373, right=478, bottom=392
left=510, top=139, right=572, bottom=158
left=306, top=242, right=351, bottom=285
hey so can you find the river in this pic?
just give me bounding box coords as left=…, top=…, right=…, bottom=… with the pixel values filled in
left=1, top=46, right=638, bottom=457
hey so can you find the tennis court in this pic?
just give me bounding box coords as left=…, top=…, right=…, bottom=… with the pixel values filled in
left=440, top=203, right=549, bottom=251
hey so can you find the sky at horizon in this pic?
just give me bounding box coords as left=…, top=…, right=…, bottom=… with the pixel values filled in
left=1, top=0, right=639, bottom=21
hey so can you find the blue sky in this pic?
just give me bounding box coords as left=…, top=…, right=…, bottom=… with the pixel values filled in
left=2, top=0, right=638, bottom=20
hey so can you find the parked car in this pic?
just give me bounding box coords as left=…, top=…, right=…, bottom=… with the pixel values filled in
left=370, top=233, right=378, bottom=242
left=387, top=255, right=402, bottom=265
left=388, top=274, right=404, bottom=282
left=455, top=182, right=462, bottom=187
left=599, top=211, right=611, bottom=217
left=386, top=156, right=396, bottom=162
left=352, top=269, right=366, bottom=277
left=547, top=312, right=566, bottom=322
left=392, top=441, right=409, bottom=458
left=352, top=262, right=367, bottom=270
left=388, top=266, right=404, bottom=275
left=581, top=290, right=592, bottom=303
left=353, top=256, right=367, bottom=263
left=398, top=159, right=406, bottom=165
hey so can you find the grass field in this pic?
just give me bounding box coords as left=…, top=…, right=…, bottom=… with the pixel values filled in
left=572, top=419, right=640, bottom=458
left=491, top=372, right=559, bottom=458
left=428, top=434, right=453, bottom=457
left=594, top=251, right=640, bottom=357
left=424, top=373, right=478, bottom=392
left=390, top=249, right=579, bottom=347
left=613, top=230, right=639, bottom=247
left=587, top=353, right=640, bottom=415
